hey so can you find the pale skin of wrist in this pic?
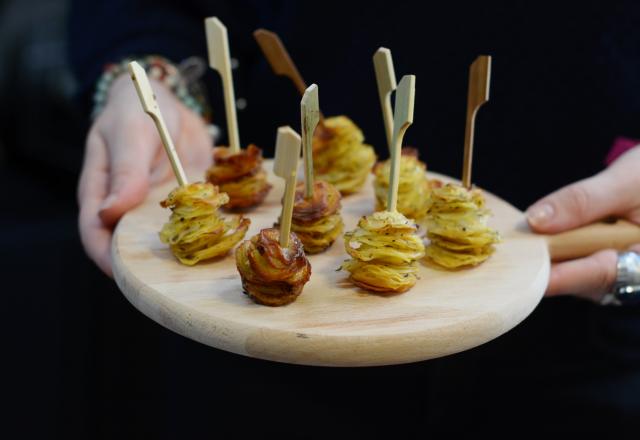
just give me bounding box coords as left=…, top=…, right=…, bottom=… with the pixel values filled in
left=78, top=73, right=212, bottom=276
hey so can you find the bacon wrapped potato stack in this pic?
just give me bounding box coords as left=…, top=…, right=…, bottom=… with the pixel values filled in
left=373, top=148, right=431, bottom=220
left=159, top=182, right=250, bottom=265
left=236, top=228, right=312, bottom=306
left=341, top=211, right=425, bottom=293
left=205, top=144, right=272, bottom=209
left=425, top=183, right=500, bottom=269
left=312, top=116, right=376, bottom=195
left=289, top=180, right=344, bottom=254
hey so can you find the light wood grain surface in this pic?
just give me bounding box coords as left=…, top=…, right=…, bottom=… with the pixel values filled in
left=112, top=161, right=549, bottom=367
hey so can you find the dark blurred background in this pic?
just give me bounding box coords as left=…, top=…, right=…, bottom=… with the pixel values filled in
left=1, top=0, right=90, bottom=436
left=3, top=1, right=640, bottom=438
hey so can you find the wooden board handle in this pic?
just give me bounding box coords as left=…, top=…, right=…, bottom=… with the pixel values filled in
left=546, top=219, right=640, bottom=261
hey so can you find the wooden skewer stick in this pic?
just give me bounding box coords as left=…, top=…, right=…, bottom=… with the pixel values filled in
left=462, top=55, right=491, bottom=189
left=128, top=61, right=188, bottom=186
left=254, top=29, right=307, bottom=95
left=205, top=17, right=241, bottom=153
left=253, top=28, right=325, bottom=121
left=301, top=84, right=320, bottom=198
left=273, top=126, right=302, bottom=248
left=373, top=47, right=397, bottom=151
left=387, top=75, right=416, bottom=212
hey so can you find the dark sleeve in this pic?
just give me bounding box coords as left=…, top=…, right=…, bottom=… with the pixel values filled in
left=67, top=0, right=261, bottom=116
left=599, top=1, right=640, bottom=140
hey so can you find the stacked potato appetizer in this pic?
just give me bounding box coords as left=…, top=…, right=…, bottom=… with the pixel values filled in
left=424, top=184, right=500, bottom=268
left=289, top=181, right=344, bottom=254
left=312, top=116, right=376, bottom=195
left=235, top=228, right=312, bottom=306
left=206, top=144, right=272, bottom=209
left=159, top=182, right=250, bottom=265
left=372, top=148, right=432, bottom=220
left=341, top=211, right=425, bottom=293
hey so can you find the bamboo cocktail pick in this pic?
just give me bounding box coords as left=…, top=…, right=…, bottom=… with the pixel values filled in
left=373, top=47, right=397, bottom=151
left=128, top=61, right=188, bottom=186
left=301, top=84, right=320, bottom=198
left=387, top=75, right=416, bottom=212
left=254, top=28, right=325, bottom=121
left=254, top=29, right=307, bottom=96
left=462, top=55, right=491, bottom=189
left=205, top=17, right=241, bottom=153
left=274, top=126, right=302, bottom=248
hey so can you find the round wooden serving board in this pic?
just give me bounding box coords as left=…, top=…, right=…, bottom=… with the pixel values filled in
left=112, top=161, right=549, bottom=367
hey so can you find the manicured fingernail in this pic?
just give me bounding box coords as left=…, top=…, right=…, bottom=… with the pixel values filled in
left=526, top=203, right=554, bottom=226
left=100, top=194, right=118, bottom=211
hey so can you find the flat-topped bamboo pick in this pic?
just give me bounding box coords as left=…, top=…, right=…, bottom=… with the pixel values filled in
left=254, top=28, right=325, bottom=121
left=205, top=17, right=241, bottom=153
left=388, top=75, right=416, bottom=212
left=254, top=29, right=307, bottom=96
left=373, top=47, right=397, bottom=151
left=301, top=84, right=320, bottom=198
left=462, top=55, right=491, bottom=189
left=128, top=61, right=188, bottom=186
left=273, top=126, right=302, bottom=247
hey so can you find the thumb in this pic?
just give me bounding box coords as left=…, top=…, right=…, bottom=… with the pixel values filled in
left=526, top=171, right=626, bottom=234
left=99, top=122, right=157, bottom=226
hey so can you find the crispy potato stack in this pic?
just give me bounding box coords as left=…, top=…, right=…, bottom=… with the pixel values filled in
left=290, top=180, right=344, bottom=254
left=206, top=144, right=272, bottom=209
left=341, top=211, right=425, bottom=293
left=159, top=182, right=250, bottom=265
left=236, top=228, right=312, bottom=306
left=425, top=183, right=500, bottom=269
left=373, top=148, right=431, bottom=220
left=312, top=116, right=376, bottom=195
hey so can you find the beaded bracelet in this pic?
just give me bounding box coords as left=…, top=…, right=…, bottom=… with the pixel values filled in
left=91, top=55, right=210, bottom=120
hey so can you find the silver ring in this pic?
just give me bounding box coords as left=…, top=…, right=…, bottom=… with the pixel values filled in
left=601, top=251, right=640, bottom=306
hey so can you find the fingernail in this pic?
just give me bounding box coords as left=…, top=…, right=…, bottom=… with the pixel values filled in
left=526, top=203, right=554, bottom=226
left=100, top=194, right=118, bottom=211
